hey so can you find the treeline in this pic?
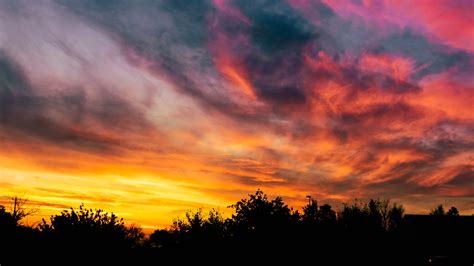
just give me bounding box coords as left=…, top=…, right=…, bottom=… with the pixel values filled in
left=0, top=190, right=472, bottom=265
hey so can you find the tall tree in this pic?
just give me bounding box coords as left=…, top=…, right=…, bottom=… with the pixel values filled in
left=430, top=204, right=446, bottom=216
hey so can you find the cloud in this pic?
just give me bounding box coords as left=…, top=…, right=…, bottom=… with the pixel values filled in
left=322, top=0, right=474, bottom=52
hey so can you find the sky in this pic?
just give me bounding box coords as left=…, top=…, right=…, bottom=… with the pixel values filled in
left=0, top=0, right=473, bottom=229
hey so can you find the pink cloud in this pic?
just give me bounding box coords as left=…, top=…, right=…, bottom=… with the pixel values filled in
left=323, top=0, right=474, bottom=51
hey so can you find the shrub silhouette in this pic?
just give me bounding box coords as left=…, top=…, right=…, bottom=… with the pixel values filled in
left=39, top=204, right=144, bottom=259
left=173, top=208, right=225, bottom=245
left=1, top=191, right=473, bottom=265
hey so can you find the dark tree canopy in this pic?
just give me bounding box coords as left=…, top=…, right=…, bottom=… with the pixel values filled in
left=229, top=189, right=298, bottom=234
left=447, top=206, right=459, bottom=216
left=1, top=193, right=472, bottom=265
left=430, top=204, right=446, bottom=216
left=38, top=204, right=144, bottom=258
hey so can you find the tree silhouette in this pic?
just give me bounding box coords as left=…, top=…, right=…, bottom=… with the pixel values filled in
left=1, top=191, right=472, bottom=265
left=430, top=204, right=446, bottom=215
left=0, top=197, right=38, bottom=226
left=301, top=199, right=337, bottom=230
left=447, top=206, right=459, bottom=216
left=0, top=197, right=40, bottom=264
left=339, top=199, right=374, bottom=232
left=302, top=198, right=318, bottom=223
left=9, top=197, right=38, bottom=225
left=39, top=204, right=144, bottom=259
left=149, top=207, right=227, bottom=256
left=228, top=189, right=298, bottom=236
left=318, top=203, right=337, bottom=224
left=149, top=229, right=178, bottom=249
left=0, top=204, right=16, bottom=228
left=387, top=203, right=404, bottom=231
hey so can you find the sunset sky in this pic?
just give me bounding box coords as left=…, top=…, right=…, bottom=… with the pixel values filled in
left=0, top=0, right=473, bottom=229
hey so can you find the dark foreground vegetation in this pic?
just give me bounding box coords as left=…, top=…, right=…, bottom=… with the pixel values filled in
left=1, top=190, right=473, bottom=265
